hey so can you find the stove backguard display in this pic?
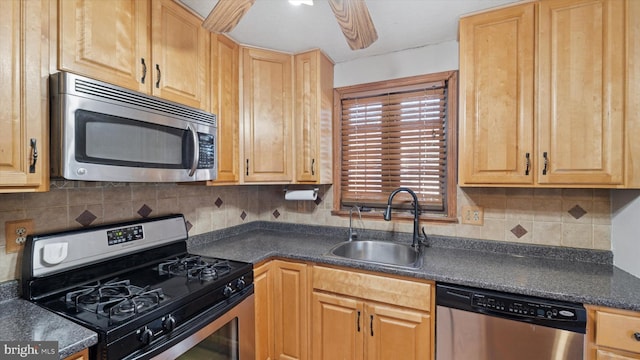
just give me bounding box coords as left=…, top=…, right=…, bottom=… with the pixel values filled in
left=107, top=225, right=144, bottom=245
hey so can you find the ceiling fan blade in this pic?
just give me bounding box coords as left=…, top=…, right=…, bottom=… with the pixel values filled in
left=328, top=0, right=378, bottom=50
left=202, top=0, right=256, bottom=33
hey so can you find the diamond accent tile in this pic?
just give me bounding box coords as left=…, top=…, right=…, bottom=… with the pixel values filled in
left=137, top=204, right=153, bottom=218
left=510, top=224, right=528, bottom=239
left=568, top=204, right=587, bottom=219
left=314, top=195, right=322, bottom=206
left=240, top=211, right=247, bottom=221
left=185, top=221, right=193, bottom=232
left=273, top=209, right=280, bottom=219
left=75, top=210, right=97, bottom=227
left=214, top=197, right=223, bottom=208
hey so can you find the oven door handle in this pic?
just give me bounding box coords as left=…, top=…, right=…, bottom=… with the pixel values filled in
left=187, top=124, right=199, bottom=177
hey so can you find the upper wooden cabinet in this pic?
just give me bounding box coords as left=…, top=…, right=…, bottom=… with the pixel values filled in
left=58, top=0, right=210, bottom=111
left=209, top=34, right=240, bottom=184
left=458, top=0, right=630, bottom=188
left=294, top=50, right=334, bottom=184
left=241, top=47, right=293, bottom=183
left=0, top=0, right=49, bottom=193
left=58, top=0, right=149, bottom=93
left=150, top=0, right=209, bottom=110
left=458, top=3, right=535, bottom=186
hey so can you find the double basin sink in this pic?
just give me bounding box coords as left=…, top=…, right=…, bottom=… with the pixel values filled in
left=328, top=240, right=423, bottom=269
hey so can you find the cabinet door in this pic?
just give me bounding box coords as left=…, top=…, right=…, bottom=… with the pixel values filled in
left=273, top=261, right=308, bottom=360
left=210, top=34, right=240, bottom=184
left=365, top=303, right=431, bottom=360
left=312, top=292, right=363, bottom=360
left=254, top=262, right=274, bottom=360
left=241, top=47, right=293, bottom=182
left=151, top=0, right=209, bottom=110
left=58, top=0, right=150, bottom=93
left=294, top=50, right=333, bottom=184
left=0, top=0, right=48, bottom=192
left=458, top=3, right=535, bottom=185
left=537, top=0, right=625, bottom=185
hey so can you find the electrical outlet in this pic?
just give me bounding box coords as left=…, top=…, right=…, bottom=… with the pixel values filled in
left=461, top=206, right=484, bottom=226
left=5, top=219, right=34, bottom=253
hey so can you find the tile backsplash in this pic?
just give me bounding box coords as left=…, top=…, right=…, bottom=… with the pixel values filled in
left=0, top=181, right=611, bottom=281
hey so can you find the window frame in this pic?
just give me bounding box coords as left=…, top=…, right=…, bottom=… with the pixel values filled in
left=331, top=71, right=458, bottom=223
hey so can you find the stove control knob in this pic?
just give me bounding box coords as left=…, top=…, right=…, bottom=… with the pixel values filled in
left=162, top=315, right=176, bottom=332
left=223, top=284, right=233, bottom=298
left=139, top=327, right=154, bottom=346
left=235, top=278, right=246, bottom=291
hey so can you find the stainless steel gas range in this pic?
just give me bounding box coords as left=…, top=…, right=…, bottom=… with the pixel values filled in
left=21, top=214, right=255, bottom=360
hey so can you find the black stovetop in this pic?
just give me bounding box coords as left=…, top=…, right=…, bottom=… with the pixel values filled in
left=29, top=244, right=252, bottom=341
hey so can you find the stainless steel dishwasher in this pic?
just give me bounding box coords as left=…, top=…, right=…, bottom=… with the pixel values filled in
left=436, top=283, right=586, bottom=360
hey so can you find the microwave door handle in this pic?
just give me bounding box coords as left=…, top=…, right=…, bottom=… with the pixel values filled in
left=187, top=124, right=199, bottom=177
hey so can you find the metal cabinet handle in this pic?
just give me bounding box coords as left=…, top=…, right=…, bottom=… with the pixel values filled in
left=356, top=311, right=361, bottom=332
left=634, top=332, right=640, bottom=341
left=246, top=159, right=249, bottom=176
left=29, top=138, right=38, bottom=173
left=525, top=153, right=530, bottom=176
left=370, top=315, right=374, bottom=336
left=311, top=158, right=315, bottom=176
left=542, top=152, right=549, bottom=175
left=155, top=64, right=161, bottom=88
left=141, top=58, right=147, bottom=83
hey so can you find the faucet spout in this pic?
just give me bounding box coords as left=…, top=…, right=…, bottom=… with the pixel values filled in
left=384, top=187, right=422, bottom=248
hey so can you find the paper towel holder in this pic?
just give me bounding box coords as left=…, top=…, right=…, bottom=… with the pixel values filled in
left=283, top=186, right=319, bottom=199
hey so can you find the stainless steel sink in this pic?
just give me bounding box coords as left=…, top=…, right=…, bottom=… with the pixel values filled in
left=328, top=240, right=422, bottom=268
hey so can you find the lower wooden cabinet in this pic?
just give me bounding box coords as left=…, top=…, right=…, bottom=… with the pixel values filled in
left=63, top=348, right=89, bottom=360
left=586, top=305, right=640, bottom=359
left=311, top=266, right=434, bottom=360
left=254, top=259, right=309, bottom=360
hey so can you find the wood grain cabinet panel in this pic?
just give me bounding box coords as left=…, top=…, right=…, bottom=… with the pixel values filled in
left=459, top=0, right=631, bottom=188
left=586, top=305, right=640, bottom=359
left=0, top=0, right=49, bottom=192
left=458, top=2, right=535, bottom=185
left=254, top=260, right=308, bottom=360
left=293, top=50, right=334, bottom=184
left=58, top=0, right=150, bottom=93
left=311, top=266, right=434, bottom=360
left=254, top=262, right=274, bottom=360
left=150, top=0, right=209, bottom=110
left=537, top=0, right=624, bottom=185
left=58, top=0, right=209, bottom=111
left=241, top=47, right=293, bottom=183
left=209, top=34, right=240, bottom=184
left=63, top=348, right=89, bottom=360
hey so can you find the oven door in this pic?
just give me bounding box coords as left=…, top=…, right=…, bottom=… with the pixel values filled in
left=131, top=292, right=255, bottom=360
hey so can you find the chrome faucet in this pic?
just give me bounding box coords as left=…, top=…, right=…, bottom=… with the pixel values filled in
left=383, top=187, right=423, bottom=248
left=348, top=205, right=361, bottom=241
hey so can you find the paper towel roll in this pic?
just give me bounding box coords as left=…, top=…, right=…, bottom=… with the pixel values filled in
left=285, top=189, right=317, bottom=201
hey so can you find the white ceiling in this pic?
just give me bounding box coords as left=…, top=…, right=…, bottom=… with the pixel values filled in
left=179, top=0, right=521, bottom=64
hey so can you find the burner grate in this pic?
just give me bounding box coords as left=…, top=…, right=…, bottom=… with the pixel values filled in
left=65, top=279, right=164, bottom=322
left=158, top=255, right=231, bottom=282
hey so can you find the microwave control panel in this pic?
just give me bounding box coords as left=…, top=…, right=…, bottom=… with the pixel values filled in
left=197, top=133, right=215, bottom=169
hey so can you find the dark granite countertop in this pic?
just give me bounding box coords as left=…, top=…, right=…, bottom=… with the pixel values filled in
left=0, top=282, right=98, bottom=359
left=188, top=221, right=640, bottom=311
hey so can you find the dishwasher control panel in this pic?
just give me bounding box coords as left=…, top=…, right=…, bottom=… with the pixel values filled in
left=471, top=293, right=578, bottom=320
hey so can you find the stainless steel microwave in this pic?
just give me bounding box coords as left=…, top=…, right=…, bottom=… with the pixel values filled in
left=50, top=72, right=217, bottom=182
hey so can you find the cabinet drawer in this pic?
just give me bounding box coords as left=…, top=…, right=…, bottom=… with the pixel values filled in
left=596, top=311, right=640, bottom=353
left=597, top=348, right=640, bottom=360
left=312, top=266, right=431, bottom=312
